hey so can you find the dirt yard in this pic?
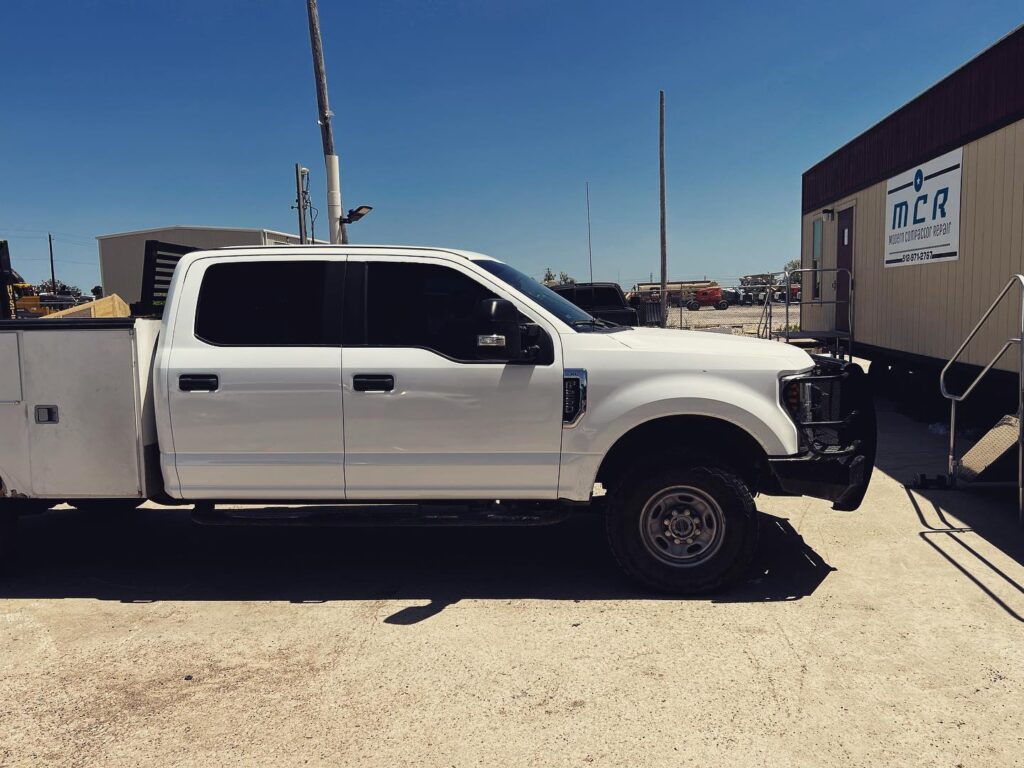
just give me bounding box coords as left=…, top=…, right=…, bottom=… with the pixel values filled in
left=1, top=396, right=1023, bottom=767
left=663, top=302, right=800, bottom=336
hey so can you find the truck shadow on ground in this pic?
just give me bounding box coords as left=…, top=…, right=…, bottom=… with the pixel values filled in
left=0, top=508, right=833, bottom=618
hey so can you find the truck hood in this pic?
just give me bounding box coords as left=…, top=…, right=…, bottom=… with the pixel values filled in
left=608, top=327, right=814, bottom=373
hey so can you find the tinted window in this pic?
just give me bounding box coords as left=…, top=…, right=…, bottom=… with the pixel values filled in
left=472, top=260, right=594, bottom=327
left=364, top=261, right=497, bottom=360
left=574, top=287, right=594, bottom=306
left=591, top=287, right=621, bottom=306
left=195, top=261, right=341, bottom=346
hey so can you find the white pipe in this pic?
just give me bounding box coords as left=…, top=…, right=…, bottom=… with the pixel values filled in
left=325, top=153, right=343, bottom=244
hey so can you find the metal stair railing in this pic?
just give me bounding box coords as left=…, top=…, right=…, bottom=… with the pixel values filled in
left=756, top=283, right=774, bottom=339
left=782, top=267, right=854, bottom=360
left=752, top=272, right=786, bottom=340
left=939, top=274, right=1024, bottom=524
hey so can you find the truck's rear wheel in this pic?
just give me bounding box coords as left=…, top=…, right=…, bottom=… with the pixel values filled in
left=606, top=464, right=757, bottom=594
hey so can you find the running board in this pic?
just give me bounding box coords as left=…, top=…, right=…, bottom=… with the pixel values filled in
left=959, top=414, right=1019, bottom=482
left=191, top=502, right=574, bottom=528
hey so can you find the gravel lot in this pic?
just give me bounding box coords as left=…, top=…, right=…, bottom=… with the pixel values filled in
left=2, top=395, right=1023, bottom=766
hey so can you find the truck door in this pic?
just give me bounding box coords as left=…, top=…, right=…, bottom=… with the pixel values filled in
left=163, top=257, right=345, bottom=500
left=340, top=256, right=564, bottom=500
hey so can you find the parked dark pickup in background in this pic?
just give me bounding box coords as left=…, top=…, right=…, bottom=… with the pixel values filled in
left=549, top=282, right=639, bottom=326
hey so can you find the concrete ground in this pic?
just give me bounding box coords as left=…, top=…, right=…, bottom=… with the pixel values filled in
left=2, top=399, right=1024, bottom=767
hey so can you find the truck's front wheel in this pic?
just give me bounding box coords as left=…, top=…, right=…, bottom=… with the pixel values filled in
left=606, top=464, right=758, bottom=594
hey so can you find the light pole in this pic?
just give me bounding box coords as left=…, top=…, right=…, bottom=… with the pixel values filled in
left=586, top=181, right=594, bottom=283
left=659, top=90, right=668, bottom=328
left=306, top=0, right=346, bottom=244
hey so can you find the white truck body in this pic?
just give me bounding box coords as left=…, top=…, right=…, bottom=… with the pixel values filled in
left=0, top=320, right=160, bottom=499
left=0, top=246, right=876, bottom=593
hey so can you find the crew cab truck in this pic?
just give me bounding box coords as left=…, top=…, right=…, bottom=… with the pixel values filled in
left=0, top=246, right=875, bottom=593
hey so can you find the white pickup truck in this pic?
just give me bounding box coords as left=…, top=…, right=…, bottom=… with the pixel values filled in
left=0, top=246, right=875, bottom=593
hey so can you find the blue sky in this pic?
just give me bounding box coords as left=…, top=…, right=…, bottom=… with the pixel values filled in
left=1, top=1, right=1021, bottom=290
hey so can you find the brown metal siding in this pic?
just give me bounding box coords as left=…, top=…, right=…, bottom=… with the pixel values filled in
left=802, top=26, right=1024, bottom=215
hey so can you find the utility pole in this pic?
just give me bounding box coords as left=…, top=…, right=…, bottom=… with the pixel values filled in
left=294, top=163, right=308, bottom=244
left=585, top=181, right=594, bottom=283
left=306, top=0, right=347, bottom=244
left=659, top=90, right=668, bottom=328
left=47, top=233, right=57, bottom=291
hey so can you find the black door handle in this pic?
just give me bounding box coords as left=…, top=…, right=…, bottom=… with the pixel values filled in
left=179, top=374, right=219, bottom=392
left=353, top=374, right=394, bottom=392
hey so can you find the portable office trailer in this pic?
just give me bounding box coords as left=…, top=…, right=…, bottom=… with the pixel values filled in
left=799, top=26, right=1024, bottom=375
left=97, top=226, right=306, bottom=306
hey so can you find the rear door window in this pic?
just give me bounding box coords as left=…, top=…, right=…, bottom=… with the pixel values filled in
left=194, top=261, right=343, bottom=346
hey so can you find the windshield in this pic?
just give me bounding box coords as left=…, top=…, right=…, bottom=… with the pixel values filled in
left=473, top=259, right=596, bottom=328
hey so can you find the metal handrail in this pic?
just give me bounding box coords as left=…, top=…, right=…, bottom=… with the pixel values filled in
left=754, top=271, right=787, bottom=339
left=781, top=267, right=853, bottom=360
left=939, top=275, right=1024, bottom=401
left=938, top=274, right=1024, bottom=525
left=756, top=286, right=774, bottom=339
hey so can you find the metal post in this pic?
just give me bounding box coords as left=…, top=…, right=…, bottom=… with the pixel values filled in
left=306, top=0, right=347, bottom=245
left=948, top=399, right=958, bottom=488
left=784, top=271, right=790, bottom=343
left=1019, top=293, right=1024, bottom=524
left=294, top=163, right=308, bottom=244
left=585, top=182, right=594, bottom=284
left=658, top=90, right=668, bottom=328
left=47, top=233, right=56, bottom=291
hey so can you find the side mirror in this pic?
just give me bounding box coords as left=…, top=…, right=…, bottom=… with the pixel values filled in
left=476, top=298, right=523, bottom=361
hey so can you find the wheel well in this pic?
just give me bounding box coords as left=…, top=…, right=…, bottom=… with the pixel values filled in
left=595, top=415, right=769, bottom=492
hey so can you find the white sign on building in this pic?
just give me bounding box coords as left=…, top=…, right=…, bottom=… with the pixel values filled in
left=884, top=146, right=962, bottom=268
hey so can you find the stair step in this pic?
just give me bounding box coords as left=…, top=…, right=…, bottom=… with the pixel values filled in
left=960, top=414, right=1020, bottom=482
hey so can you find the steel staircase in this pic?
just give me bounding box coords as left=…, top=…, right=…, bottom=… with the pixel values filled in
left=772, top=267, right=854, bottom=361
left=940, top=274, right=1024, bottom=524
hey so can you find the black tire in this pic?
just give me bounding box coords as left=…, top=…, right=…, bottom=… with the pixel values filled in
left=686, top=300, right=700, bottom=311
left=606, top=463, right=758, bottom=594
left=715, top=300, right=728, bottom=310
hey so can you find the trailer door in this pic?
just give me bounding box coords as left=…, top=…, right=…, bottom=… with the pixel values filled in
left=836, top=207, right=854, bottom=333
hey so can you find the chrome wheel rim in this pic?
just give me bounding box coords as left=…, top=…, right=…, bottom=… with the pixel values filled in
left=638, top=485, right=726, bottom=567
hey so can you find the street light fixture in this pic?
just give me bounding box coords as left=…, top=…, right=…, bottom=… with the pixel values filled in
left=341, top=205, right=373, bottom=224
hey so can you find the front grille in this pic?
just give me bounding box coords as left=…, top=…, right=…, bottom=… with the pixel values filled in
left=782, top=357, right=863, bottom=456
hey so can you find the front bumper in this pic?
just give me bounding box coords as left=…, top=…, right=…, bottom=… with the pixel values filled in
left=767, top=356, right=877, bottom=511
